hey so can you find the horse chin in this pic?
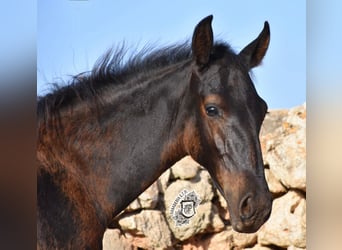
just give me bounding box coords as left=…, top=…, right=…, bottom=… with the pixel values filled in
left=230, top=215, right=266, bottom=234
left=232, top=221, right=261, bottom=234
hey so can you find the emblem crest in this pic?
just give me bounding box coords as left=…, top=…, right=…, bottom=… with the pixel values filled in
left=170, top=190, right=201, bottom=226
left=181, top=200, right=196, bottom=218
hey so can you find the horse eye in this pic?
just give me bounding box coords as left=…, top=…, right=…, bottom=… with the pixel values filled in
left=205, top=105, right=219, bottom=117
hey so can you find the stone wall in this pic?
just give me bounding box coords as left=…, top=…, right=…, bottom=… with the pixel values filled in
left=103, top=104, right=306, bottom=250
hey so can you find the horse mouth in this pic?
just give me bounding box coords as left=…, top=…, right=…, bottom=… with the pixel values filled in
left=231, top=204, right=272, bottom=233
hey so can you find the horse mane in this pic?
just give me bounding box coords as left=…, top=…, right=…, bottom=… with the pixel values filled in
left=37, top=41, right=233, bottom=120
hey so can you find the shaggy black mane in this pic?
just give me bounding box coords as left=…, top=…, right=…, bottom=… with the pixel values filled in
left=37, top=42, right=233, bottom=119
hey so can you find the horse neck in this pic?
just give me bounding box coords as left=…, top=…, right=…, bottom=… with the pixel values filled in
left=38, top=60, right=196, bottom=222
left=99, top=61, right=196, bottom=214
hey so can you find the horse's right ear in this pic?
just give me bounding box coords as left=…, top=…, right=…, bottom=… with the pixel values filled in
left=192, top=15, right=214, bottom=68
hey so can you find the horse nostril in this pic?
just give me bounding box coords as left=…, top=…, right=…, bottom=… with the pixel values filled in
left=239, top=194, right=255, bottom=221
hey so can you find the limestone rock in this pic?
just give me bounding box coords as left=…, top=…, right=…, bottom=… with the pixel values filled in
left=215, top=188, right=228, bottom=210
left=206, top=203, right=226, bottom=233
left=170, top=156, right=201, bottom=180
left=125, top=199, right=141, bottom=212
left=157, top=168, right=171, bottom=193
left=260, top=109, right=287, bottom=154
left=118, top=210, right=173, bottom=249
left=261, top=104, right=306, bottom=191
left=264, top=168, right=287, bottom=194
left=137, top=182, right=159, bottom=208
left=260, top=109, right=288, bottom=137
left=232, top=230, right=258, bottom=248
left=103, top=229, right=134, bottom=250
left=207, top=230, right=234, bottom=250
left=245, top=245, right=274, bottom=250
left=125, top=182, right=159, bottom=211
left=182, top=229, right=259, bottom=250
left=287, top=246, right=306, bottom=250
left=258, top=191, right=306, bottom=248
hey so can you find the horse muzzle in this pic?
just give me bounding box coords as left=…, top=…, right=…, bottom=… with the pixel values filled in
left=229, top=190, right=272, bottom=233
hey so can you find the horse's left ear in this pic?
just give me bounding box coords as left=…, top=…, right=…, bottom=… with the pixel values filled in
left=239, top=21, right=270, bottom=69
left=192, top=15, right=214, bottom=68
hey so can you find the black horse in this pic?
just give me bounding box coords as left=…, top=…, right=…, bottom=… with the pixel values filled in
left=37, top=15, right=272, bottom=249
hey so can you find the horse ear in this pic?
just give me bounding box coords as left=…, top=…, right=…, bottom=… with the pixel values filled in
left=192, top=15, right=214, bottom=68
left=239, top=21, right=270, bottom=69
